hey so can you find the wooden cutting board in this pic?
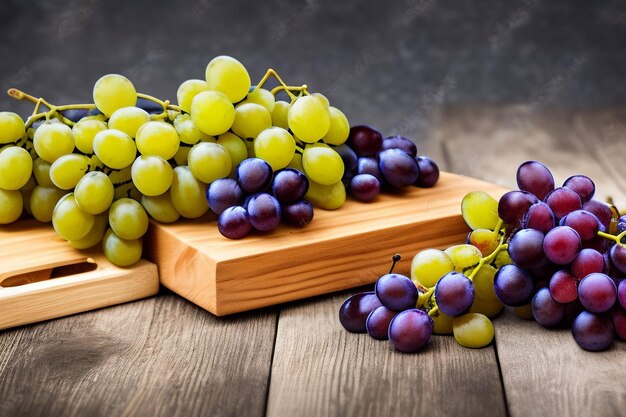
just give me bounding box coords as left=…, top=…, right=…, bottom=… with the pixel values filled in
left=0, top=220, right=159, bottom=330
left=145, top=172, right=508, bottom=316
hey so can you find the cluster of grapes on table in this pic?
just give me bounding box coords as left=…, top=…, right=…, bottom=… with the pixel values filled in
left=339, top=160, right=626, bottom=353
left=0, top=55, right=441, bottom=266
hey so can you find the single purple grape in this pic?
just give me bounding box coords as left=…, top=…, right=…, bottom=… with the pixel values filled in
left=206, top=178, right=243, bottom=215
left=521, top=202, right=555, bottom=233
left=516, top=160, right=555, bottom=201
left=578, top=273, right=617, bottom=313
left=571, top=248, right=605, bottom=279
left=272, top=168, right=309, bottom=205
left=498, top=190, right=537, bottom=226
left=350, top=174, right=380, bottom=202
left=559, top=209, right=602, bottom=241
left=414, top=156, right=440, bottom=188
left=382, top=136, right=417, bottom=157
left=366, top=306, right=398, bottom=340
left=357, top=157, right=382, bottom=182
left=375, top=273, right=419, bottom=311
left=334, top=144, right=358, bottom=178
left=549, top=270, right=578, bottom=303
left=543, top=226, right=582, bottom=265
left=494, top=264, right=534, bottom=306
left=544, top=187, right=582, bottom=221
left=434, top=272, right=474, bottom=317
left=572, top=311, right=614, bottom=351
left=281, top=200, right=314, bottom=227
left=235, top=158, right=273, bottom=194
left=217, top=206, right=252, bottom=239
left=339, top=292, right=383, bottom=333
left=388, top=309, right=433, bottom=353
left=563, top=175, right=595, bottom=202
left=508, top=228, right=546, bottom=269
left=347, top=125, right=383, bottom=157
left=378, top=149, right=419, bottom=188
left=582, top=199, right=612, bottom=231
left=610, top=244, right=626, bottom=275
left=531, top=287, right=565, bottom=327
left=247, top=193, right=282, bottom=232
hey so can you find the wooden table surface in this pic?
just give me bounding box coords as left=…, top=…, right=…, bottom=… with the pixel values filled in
left=1, top=107, right=625, bottom=417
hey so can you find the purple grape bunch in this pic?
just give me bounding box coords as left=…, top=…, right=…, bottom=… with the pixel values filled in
left=496, top=160, right=626, bottom=350
left=342, top=126, right=440, bottom=202
left=208, top=158, right=314, bottom=239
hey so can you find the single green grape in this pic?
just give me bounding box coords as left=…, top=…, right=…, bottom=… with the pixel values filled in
left=74, top=171, right=114, bottom=214
left=468, top=228, right=500, bottom=257
left=452, top=313, right=495, bottom=348
left=217, top=132, right=247, bottom=172
left=170, top=166, right=209, bottom=218
left=49, top=154, right=89, bottom=190
left=188, top=142, right=231, bottom=184
left=0, top=188, right=23, bottom=224
left=288, top=95, right=330, bottom=143
left=444, top=244, right=482, bottom=272
left=322, top=106, right=350, bottom=146
left=470, top=264, right=499, bottom=302
left=135, top=121, right=180, bottom=160
left=306, top=179, right=345, bottom=210
left=410, top=249, right=455, bottom=288
left=232, top=103, right=272, bottom=140
left=191, top=91, right=235, bottom=136
left=271, top=101, right=290, bottom=130
left=69, top=214, right=108, bottom=249
left=174, top=113, right=211, bottom=145
left=141, top=191, right=180, bottom=223
left=52, top=193, right=95, bottom=241
left=108, top=197, right=149, bottom=240
left=0, top=146, right=32, bottom=190
left=33, top=122, right=75, bottom=163
left=72, top=119, right=107, bottom=154
left=102, top=228, right=143, bottom=267
left=93, top=129, right=136, bottom=169
left=461, top=191, right=500, bottom=230
left=302, top=143, right=344, bottom=185
left=131, top=155, right=173, bottom=196
left=30, top=186, right=67, bottom=222
left=0, top=112, right=25, bottom=144
left=246, top=87, right=275, bottom=112
left=93, top=74, right=137, bottom=117
left=469, top=296, right=504, bottom=319
left=177, top=79, right=209, bottom=113
left=108, top=106, right=150, bottom=138
left=430, top=308, right=454, bottom=335
left=32, top=158, right=54, bottom=187
left=205, top=55, right=251, bottom=103
left=254, top=127, right=295, bottom=171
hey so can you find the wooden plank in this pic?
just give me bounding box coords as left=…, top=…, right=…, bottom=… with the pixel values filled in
left=0, top=293, right=277, bottom=417
left=266, top=291, right=507, bottom=417
left=146, top=172, right=506, bottom=316
left=438, top=106, right=626, bottom=417
left=0, top=220, right=159, bottom=330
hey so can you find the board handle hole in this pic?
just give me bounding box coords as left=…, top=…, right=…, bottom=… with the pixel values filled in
left=0, top=259, right=98, bottom=288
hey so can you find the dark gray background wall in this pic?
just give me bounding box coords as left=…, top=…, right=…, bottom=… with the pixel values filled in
left=1, top=0, right=624, bottom=139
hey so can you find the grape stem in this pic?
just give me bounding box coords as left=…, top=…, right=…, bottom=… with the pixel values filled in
left=467, top=243, right=508, bottom=281
left=8, top=87, right=96, bottom=127
left=137, top=92, right=181, bottom=114
left=597, top=230, right=626, bottom=247
left=389, top=254, right=401, bottom=273
left=254, top=68, right=309, bottom=101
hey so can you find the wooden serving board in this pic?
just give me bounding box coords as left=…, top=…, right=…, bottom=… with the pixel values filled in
left=145, top=172, right=508, bottom=316
left=0, top=220, right=159, bottom=330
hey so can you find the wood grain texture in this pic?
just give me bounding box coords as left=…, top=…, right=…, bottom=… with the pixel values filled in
left=438, top=106, right=626, bottom=417
left=266, top=291, right=507, bottom=417
left=146, top=172, right=507, bottom=316
left=0, top=293, right=277, bottom=417
left=0, top=220, right=159, bottom=330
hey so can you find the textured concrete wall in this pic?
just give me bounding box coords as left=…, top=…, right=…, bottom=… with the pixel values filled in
left=1, top=0, right=624, bottom=140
